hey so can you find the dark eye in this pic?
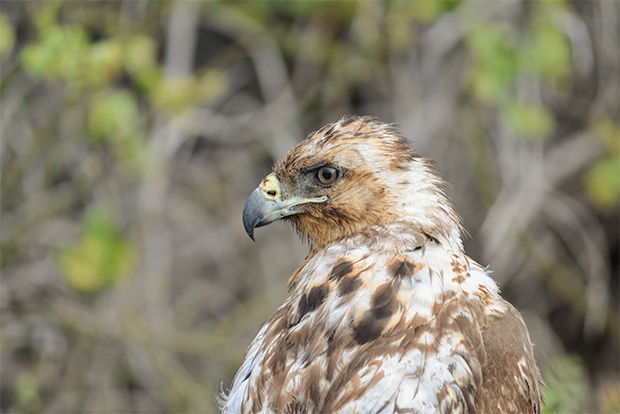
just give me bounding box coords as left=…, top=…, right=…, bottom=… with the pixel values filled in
left=316, top=166, right=339, bottom=185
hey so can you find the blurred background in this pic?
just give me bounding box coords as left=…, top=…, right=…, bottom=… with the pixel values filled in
left=1, top=1, right=618, bottom=413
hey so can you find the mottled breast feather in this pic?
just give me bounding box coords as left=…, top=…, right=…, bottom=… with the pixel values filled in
left=221, top=223, right=543, bottom=414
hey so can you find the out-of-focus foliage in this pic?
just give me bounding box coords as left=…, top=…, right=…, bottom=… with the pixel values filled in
left=14, top=372, right=40, bottom=414
left=1, top=1, right=618, bottom=413
left=152, top=70, right=228, bottom=114
left=504, top=102, right=555, bottom=139
left=585, top=118, right=620, bottom=211
left=542, top=355, right=593, bottom=413
left=464, top=1, right=571, bottom=141
left=0, top=12, right=15, bottom=59
left=57, top=209, right=136, bottom=293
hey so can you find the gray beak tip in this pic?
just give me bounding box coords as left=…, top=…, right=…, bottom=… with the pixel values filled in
left=242, top=188, right=264, bottom=241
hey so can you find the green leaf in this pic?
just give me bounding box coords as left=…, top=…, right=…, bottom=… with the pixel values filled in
left=520, top=24, right=570, bottom=81
left=502, top=103, right=554, bottom=139
left=33, top=1, right=60, bottom=33
left=132, top=66, right=162, bottom=92
left=87, top=89, right=147, bottom=168
left=385, top=10, right=415, bottom=52
left=86, top=39, right=124, bottom=86
left=87, top=89, right=139, bottom=141
left=592, top=117, right=620, bottom=154
left=585, top=113, right=619, bottom=212
left=0, top=13, right=15, bottom=60
left=584, top=155, right=620, bottom=211
left=197, top=69, right=228, bottom=105
left=151, top=77, right=197, bottom=113
left=542, top=355, right=592, bottom=413
left=408, top=0, right=461, bottom=22
left=151, top=70, right=227, bottom=114
left=15, top=372, right=41, bottom=413
left=57, top=209, right=136, bottom=293
left=21, top=24, right=90, bottom=86
left=123, top=34, right=157, bottom=75
left=465, top=23, right=519, bottom=103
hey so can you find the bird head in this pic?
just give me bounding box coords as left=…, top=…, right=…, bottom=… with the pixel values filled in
left=243, top=115, right=462, bottom=252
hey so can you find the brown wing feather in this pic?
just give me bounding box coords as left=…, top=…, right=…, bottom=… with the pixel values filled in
left=479, top=304, right=545, bottom=413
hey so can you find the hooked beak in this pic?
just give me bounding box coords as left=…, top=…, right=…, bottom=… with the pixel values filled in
left=242, top=173, right=327, bottom=241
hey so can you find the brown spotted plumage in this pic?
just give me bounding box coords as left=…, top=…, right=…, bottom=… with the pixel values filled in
left=222, top=116, right=544, bottom=413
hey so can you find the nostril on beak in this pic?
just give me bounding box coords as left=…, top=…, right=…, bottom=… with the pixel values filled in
left=259, top=173, right=281, bottom=200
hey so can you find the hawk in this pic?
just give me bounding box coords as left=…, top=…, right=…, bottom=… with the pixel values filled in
left=221, top=116, right=544, bottom=413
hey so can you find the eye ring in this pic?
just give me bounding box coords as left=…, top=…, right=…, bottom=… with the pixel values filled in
left=316, top=166, right=339, bottom=185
